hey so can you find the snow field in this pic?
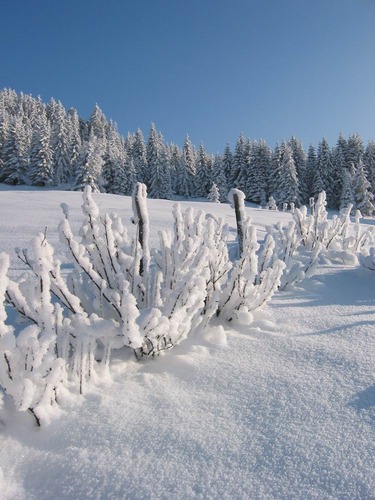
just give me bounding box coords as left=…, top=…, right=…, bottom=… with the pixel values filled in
left=0, top=187, right=374, bottom=499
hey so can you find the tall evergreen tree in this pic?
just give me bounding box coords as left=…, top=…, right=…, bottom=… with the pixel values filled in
left=133, top=129, right=148, bottom=184
left=221, top=143, right=232, bottom=183
left=316, top=137, right=335, bottom=206
left=352, top=159, right=374, bottom=216
left=148, top=125, right=171, bottom=199
left=332, top=133, right=348, bottom=209
left=340, top=167, right=354, bottom=211
left=211, top=154, right=228, bottom=202
left=347, top=133, right=364, bottom=169
left=229, top=133, right=245, bottom=188
left=51, top=101, right=70, bottom=184
left=177, top=134, right=196, bottom=197
left=195, top=143, right=211, bottom=197
left=305, top=144, right=317, bottom=198
left=74, top=131, right=104, bottom=192
left=289, top=136, right=307, bottom=204
left=2, top=115, right=29, bottom=184
left=364, top=140, right=375, bottom=195
left=29, top=113, right=53, bottom=186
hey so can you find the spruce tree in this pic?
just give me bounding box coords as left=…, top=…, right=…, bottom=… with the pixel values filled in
left=2, top=116, right=29, bottom=184
left=211, top=154, right=228, bottom=202
left=229, top=133, right=245, bottom=188
left=340, top=167, right=354, bottom=211
left=364, top=140, right=375, bottom=195
left=51, top=101, right=70, bottom=184
left=352, top=159, right=374, bottom=216
left=177, top=134, right=196, bottom=197
left=133, top=129, right=148, bottom=184
left=289, top=136, right=307, bottom=204
left=195, top=143, right=211, bottom=197
left=306, top=144, right=317, bottom=198
left=74, top=131, right=104, bottom=192
left=29, top=113, right=53, bottom=186
left=208, top=182, right=220, bottom=203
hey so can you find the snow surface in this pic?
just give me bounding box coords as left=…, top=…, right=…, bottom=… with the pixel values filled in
left=0, top=186, right=375, bottom=499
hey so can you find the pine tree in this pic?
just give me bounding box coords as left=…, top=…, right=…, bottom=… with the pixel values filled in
left=148, top=125, right=171, bottom=199
left=289, top=136, right=307, bottom=204
left=221, top=143, right=232, bottom=183
left=269, top=142, right=286, bottom=205
left=316, top=137, right=335, bottom=206
left=74, top=131, right=104, bottom=192
left=208, top=182, right=220, bottom=203
left=195, top=143, right=211, bottom=197
left=168, top=143, right=182, bottom=194
left=88, top=104, right=107, bottom=141
left=102, top=124, right=124, bottom=193
left=229, top=133, right=245, bottom=188
left=177, top=134, right=196, bottom=197
left=340, top=167, right=354, bottom=211
left=2, top=116, right=29, bottom=184
left=211, top=154, right=228, bottom=201
left=352, top=159, right=374, bottom=216
left=277, top=144, right=300, bottom=206
left=305, top=144, right=317, bottom=198
left=332, top=133, right=348, bottom=209
left=29, top=113, right=53, bottom=186
left=364, top=140, right=375, bottom=195
left=133, top=129, right=148, bottom=184
left=347, top=133, right=364, bottom=170
left=67, top=108, right=82, bottom=179
left=51, top=101, right=70, bottom=184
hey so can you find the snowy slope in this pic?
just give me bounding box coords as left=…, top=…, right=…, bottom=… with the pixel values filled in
left=0, top=186, right=375, bottom=499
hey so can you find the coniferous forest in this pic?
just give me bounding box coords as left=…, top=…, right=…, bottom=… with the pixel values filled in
left=1, top=88, right=374, bottom=215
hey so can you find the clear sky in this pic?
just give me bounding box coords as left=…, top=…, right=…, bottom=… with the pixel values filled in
left=1, top=0, right=374, bottom=153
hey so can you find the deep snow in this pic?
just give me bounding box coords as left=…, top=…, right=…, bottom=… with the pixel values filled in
left=0, top=186, right=375, bottom=499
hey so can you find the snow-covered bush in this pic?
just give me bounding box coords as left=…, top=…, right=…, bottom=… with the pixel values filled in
left=293, top=192, right=374, bottom=263
left=1, top=184, right=291, bottom=424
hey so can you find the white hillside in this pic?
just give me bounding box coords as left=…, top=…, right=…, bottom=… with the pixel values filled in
left=0, top=186, right=375, bottom=499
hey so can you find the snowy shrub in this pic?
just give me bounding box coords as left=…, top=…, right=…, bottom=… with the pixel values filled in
left=292, top=192, right=374, bottom=263
left=0, top=252, right=67, bottom=426
left=0, top=184, right=309, bottom=424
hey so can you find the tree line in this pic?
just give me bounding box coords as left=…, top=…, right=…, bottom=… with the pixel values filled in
left=0, top=88, right=374, bottom=214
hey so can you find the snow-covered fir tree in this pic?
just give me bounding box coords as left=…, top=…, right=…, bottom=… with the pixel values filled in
left=229, top=133, right=245, bottom=188
left=177, top=134, right=196, bottom=197
left=74, top=131, right=104, bottom=192
left=289, top=136, right=307, bottom=204
left=352, top=159, right=374, bottom=216
left=2, top=115, right=29, bottom=184
left=211, top=154, right=228, bottom=202
left=29, top=113, right=53, bottom=186
left=316, top=137, right=334, bottom=206
left=51, top=100, right=70, bottom=184
left=305, top=144, right=317, bottom=198
left=364, top=140, right=375, bottom=195
left=148, top=125, right=171, bottom=199
left=340, top=167, right=354, bottom=211
left=195, top=143, right=211, bottom=197
left=208, top=182, right=221, bottom=203
left=332, top=132, right=348, bottom=209
left=221, top=143, right=232, bottom=182
left=66, top=107, right=82, bottom=178
left=88, top=103, right=107, bottom=142
left=133, top=128, right=148, bottom=184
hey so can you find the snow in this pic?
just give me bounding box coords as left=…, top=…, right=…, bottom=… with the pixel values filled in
left=1, top=185, right=375, bottom=499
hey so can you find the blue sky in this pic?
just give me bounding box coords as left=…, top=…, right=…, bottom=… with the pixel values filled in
left=1, top=0, right=374, bottom=153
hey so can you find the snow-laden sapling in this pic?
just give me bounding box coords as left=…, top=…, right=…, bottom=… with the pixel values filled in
left=0, top=249, right=67, bottom=426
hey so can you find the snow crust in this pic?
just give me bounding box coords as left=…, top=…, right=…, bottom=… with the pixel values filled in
left=1, top=185, right=375, bottom=499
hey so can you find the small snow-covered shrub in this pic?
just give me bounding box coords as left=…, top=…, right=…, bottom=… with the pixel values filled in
left=0, top=184, right=315, bottom=425
left=293, top=192, right=374, bottom=263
